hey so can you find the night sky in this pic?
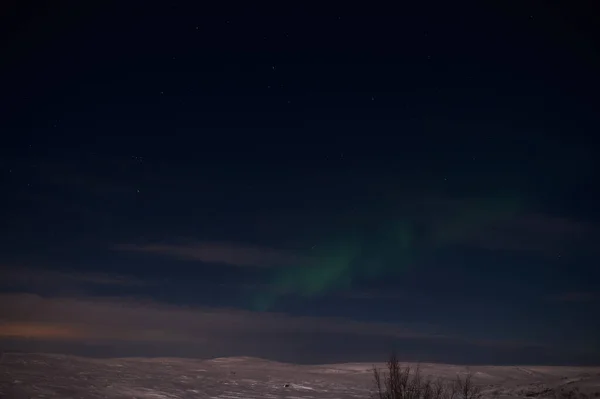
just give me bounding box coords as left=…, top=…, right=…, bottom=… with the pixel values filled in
left=1, top=1, right=599, bottom=365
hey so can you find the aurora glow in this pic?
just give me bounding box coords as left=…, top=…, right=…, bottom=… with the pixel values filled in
left=254, top=195, right=525, bottom=310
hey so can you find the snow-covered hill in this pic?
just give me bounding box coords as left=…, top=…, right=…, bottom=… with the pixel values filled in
left=1, top=352, right=598, bottom=399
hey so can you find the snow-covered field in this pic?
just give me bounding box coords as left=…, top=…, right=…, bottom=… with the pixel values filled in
left=1, top=353, right=599, bottom=399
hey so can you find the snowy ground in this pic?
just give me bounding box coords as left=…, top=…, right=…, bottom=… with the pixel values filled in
left=1, top=353, right=599, bottom=399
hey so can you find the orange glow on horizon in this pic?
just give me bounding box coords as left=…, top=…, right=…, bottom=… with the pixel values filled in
left=0, top=322, right=87, bottom=340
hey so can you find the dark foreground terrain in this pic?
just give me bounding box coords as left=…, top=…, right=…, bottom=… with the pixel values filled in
left=1, top=353, right=599, bottom=399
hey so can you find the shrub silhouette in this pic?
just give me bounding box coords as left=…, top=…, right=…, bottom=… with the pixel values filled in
left=372, top=353, right=482, bottom=399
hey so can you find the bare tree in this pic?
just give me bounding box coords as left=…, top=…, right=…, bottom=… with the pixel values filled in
left=372, top=353, right=481, bottom=399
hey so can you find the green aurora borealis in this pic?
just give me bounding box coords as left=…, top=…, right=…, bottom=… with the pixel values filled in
left=253, top=194, right=525, bottom=311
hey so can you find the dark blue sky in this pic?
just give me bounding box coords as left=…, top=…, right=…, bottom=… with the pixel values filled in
left=0, top=1, right=599, bottom=365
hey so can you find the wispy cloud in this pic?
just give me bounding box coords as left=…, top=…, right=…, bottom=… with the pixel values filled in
left=115, top=241, right=305, bottom=268
left=0, top=289, right=597, bottom=364
left=0, top=267, right=147, bottom=287
left=0, top=321, right=89, bottom=340
left=0, top=267, right=150, bottom=298
left=0, top=293, right=562, bottom=363
left=0, top=293, right=447, bottom=345
left=461, top=213, right=594, bottom=255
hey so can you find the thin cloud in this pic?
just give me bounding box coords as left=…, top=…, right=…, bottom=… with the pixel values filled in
left=462, top=213, right=593, bottom=255
left=0, top=321, right=89, bottom=340
left=0, top=267, right=148, bottom=291
left=115, top=241, right=305, bottom=268
left=413, top=197, right=593, bottom=256
left=0, top=293, right=454, bottom=355
left=0, top=293, right=592, bottom=364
